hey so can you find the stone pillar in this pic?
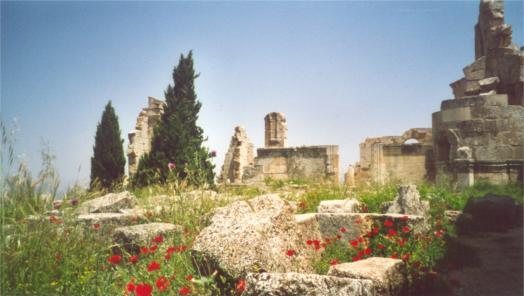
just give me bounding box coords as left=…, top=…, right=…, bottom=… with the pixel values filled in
left=264, top=112, right=287, bottom=148
left=344, top=165, right=355, bottom=187
left=219, top=126, right=255, bottom=183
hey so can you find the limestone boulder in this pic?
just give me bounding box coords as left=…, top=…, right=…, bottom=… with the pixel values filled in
left=192, top=194, right=321, bottom=279
left=318, top=199, right=361, bottom=213
left=328, top=257, right=407, bottom=296
left=243, top=272, right=375, bottom=296
left=113, top=222, right=182, bottom=252
left=463, top=193, right=520, bottom=232
left=316, top=213, right=427, bottom=242
left=76, top=212, right=140, bottom=226
left=387, top=185, right=429, bottom=217
left=77, top=191, right=136, bottom=214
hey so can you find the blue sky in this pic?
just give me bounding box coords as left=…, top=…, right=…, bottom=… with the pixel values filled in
left=2, top=1, right=523, bottom=189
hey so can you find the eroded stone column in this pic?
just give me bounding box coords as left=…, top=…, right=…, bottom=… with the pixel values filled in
left=219, top=126, right=255, bottom=183
left=264, top=112, right=287, bottom=148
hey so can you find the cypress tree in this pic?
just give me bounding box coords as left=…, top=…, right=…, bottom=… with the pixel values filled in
left=90, top=101, right=126, bottom=189
left=133, top=51, right=215, bottom=186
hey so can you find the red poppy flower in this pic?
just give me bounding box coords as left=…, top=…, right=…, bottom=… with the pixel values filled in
left=329, top=259, right=339, bottom=266
left=350, top=240, right=358, bottom=247
left=165, top=254, right=171, bottom=260
left=384, top=220, right=394, bottom=227
left=377, top=244, right=385, bottom=250
left=388, top=229, right=398, bottom=236
left=402, top=226, right=410, bottom=233
left=306, top=240, right=313, bottom=246
left=126, top=280, right=136, bottom=293
left=140, top=247, right=149, bottom=254
left=136, top=283, right=153, bottom=296
left=352, top=256, right=361, bottom=262
left=153, top=235, right=163, bottom=244
left=401, top=215, right=409, bottom=222
left=336, top=234, right=342, bottom=239
left=366, top=231, right=373, bottom=238
left=129, top=255, right=139, bottom=264
left=93, top=223, right=101, bottom=230
left=325, top=238, right=331, bottom=244
left=147, top=261, right=161, bottom=272
left=107, top=255, right=122, bottom=265
left=339, top=227, right=347, bottom=233
left=185, top=275, right=193, bottom=281
left=372, top=227, right=379, bottom=234
left=150, top=245, right=158, bottom=253
left=354, top=218, right=362, bottom=224
left=313, top=240, right=321, bottom=250
left=321, top=243, right=327, bottom=248
left=364, top=247, right=372, bottom=255
left=358, top=237, right=364, bottom=243
left=286, top=249, right=296, bottom=256
left=156, top=276, right=170, bottom=292
left=391, top=254, right=398, bottom=259
left=434, top=230, right=443, bottom=238
left=236, top=279, right=246, bottom=294
left=402, top=253, right=411, bottom=261
left=178, top=286, right=191, bottom=295
left=358, top=250, right=364, bottom=257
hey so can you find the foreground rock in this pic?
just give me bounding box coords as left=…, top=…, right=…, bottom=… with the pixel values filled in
left=113, top=223, right=182, bottom=252
left=318, top=199, right=361, bottom=213
left=244, top=272, right=375, bottom=296
left=76, top=212, right=140, bottom=226
left=192, top=194, right=321, bottom=279
left=328, top=257, right=407, bottom=296
left=77, top=191, right=137, bottom=214
left=387, top=185, right=429, bottom=217
left=315, top=213, right=426, bottom=242
left=463, top=194, right=521, bottom=232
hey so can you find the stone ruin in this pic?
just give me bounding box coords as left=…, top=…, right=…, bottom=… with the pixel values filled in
left=432, top=0, right=523, bottom=186
left=349, top=0, right=523, bottom=187
left=265, top=112, right=288, bottom=148
left=219, top=112, right=339, bottom=184
left=127, top=97, right=165, bottom=175
left=218, top=126, right=255, bottom=183
left=346, top=128, right=433, bottom=186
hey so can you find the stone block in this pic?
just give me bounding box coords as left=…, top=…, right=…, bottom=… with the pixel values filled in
left=318, top=199, right=361, bottom=213
left=113, top=222, right=182, bottom=252
left=76, top=212, right=140, bottom=226
left=244, top=272, right=376, bottom=296
left=77, top=191, right=137, bottom=214
left=328, top=257, right=407, bottom=296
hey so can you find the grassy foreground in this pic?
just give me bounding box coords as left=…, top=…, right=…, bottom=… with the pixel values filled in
left=1, top=160, right=522, bottom=295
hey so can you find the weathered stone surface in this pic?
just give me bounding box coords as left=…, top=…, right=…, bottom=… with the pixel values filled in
left=265, top=112, right=288, bottom=148
left=127, top=97, right=165, bottom=175
left=315, top=213, right=427, bottom=242
left=113, top=222, right=182, bottom=250
left=77, top=191, right=137, bottom=214
left=479, top=76, right=500, bottom=92
left=219, top=126, right=255, bottom=183
left=243, top=272, right=376, bottom=296
left=318, top=199, right=361, bottom=213
left=463, top=193, right=520, bottom=231
left=352, top=128, right=433, bottom=186
left=328, top=257, right=407, bottom=296
left=244, top=145, right=340, bottom=183
left=192, top=194, right=320, bottom=279
left=387, top=185, right=430, bottom=217
left=294, top=214, right=324, bottom=259
left=76, top=212, right=140, bottom=226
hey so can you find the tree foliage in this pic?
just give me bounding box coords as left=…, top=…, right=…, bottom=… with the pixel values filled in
left=133, top=51, right=215, bottom=187
left=90, top=101, right=126, bottom=189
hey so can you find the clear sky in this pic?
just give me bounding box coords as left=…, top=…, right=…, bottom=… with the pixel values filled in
left=2, top=1, right=523, bottom=189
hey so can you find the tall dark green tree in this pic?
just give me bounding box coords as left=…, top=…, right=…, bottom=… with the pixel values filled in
left=90, top=101, right=126, bottom=189
left=133, top=51, right=215, bottom=187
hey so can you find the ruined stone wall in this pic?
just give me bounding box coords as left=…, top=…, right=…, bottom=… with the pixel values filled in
left=264, top=112, right=287, bottom=148
left=244, top=146, right=339, bottom=183
left=451, top=0, right=523, bottom=106
left=350, top=128, right=433, bottom=185
left=219, top=126, right=255, bottom=183
left=433, top=0, right=524, bottom=186
left=432, top=94, right=523, bottom=185
left=127, top=97, right=165, bottom=175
